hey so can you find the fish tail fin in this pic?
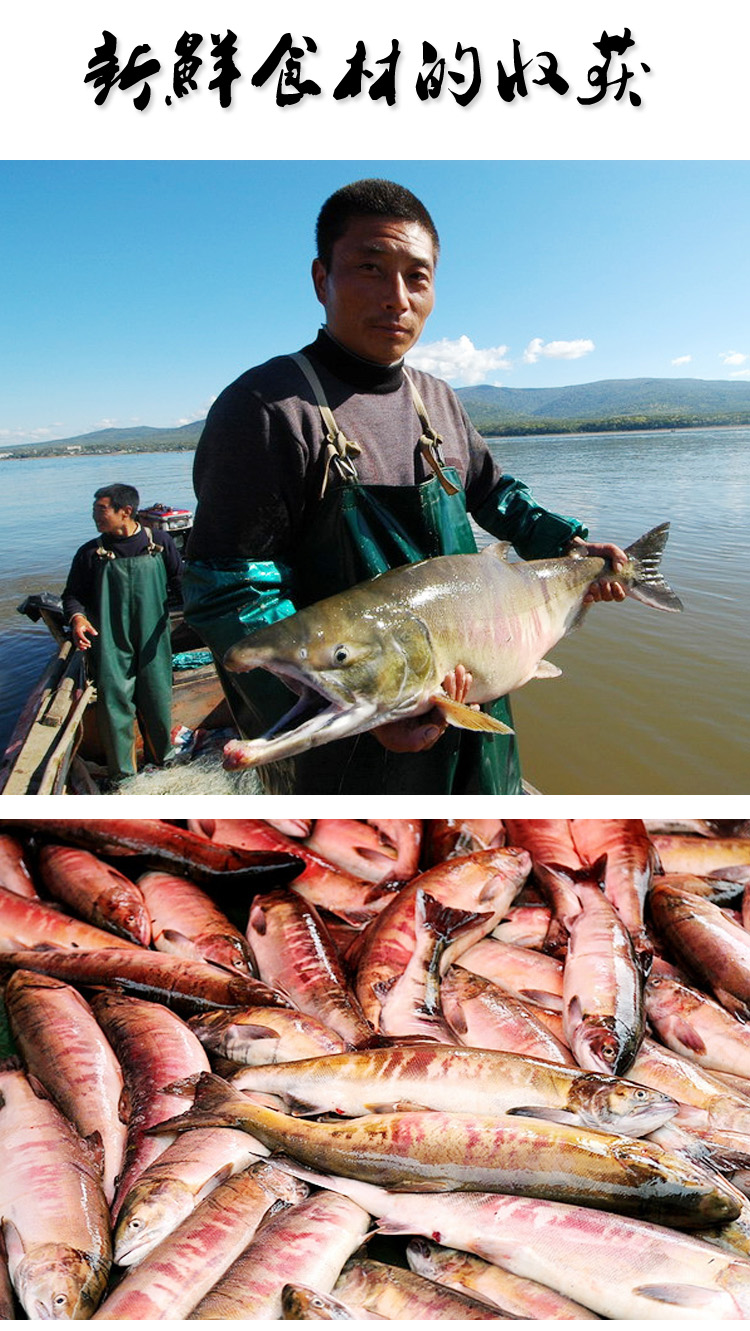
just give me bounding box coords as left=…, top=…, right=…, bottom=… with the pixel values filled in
left=623, top=523, right=684, bottom=612
left=147, top=1072, right=248, bottom=1136
left=419, top=889, right=492, bottom=945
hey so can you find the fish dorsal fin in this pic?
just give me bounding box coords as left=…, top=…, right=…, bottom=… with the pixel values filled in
left=483, top=541, right=513, bottom=562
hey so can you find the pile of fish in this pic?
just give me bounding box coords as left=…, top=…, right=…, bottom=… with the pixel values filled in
left=1, top=815, right=750, bottom=1319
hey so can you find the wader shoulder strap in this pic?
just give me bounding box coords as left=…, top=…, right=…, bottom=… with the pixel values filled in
left=94, top=525, right=162, bottom=560
left=290, top=352, right=362, bottom=497
left=140, top=525, right=162, bottom=556
left=402, top=370, right=460, bottom=496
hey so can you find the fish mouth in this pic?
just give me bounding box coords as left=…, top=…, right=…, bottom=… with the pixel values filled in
left=223, top=667, right=380, bottom=769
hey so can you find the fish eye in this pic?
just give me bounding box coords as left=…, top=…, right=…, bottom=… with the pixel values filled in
left=54, top=1295, right=68, bottom=1308
left=333, top=645, right=349, bottom=664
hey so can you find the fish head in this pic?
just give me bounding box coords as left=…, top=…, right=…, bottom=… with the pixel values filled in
left=113, top=1179, right=194, bottom=1266
left=223, top=601, right=437, bottom=767
left=10, top=1241, right=107, bottom=1320
left=571, top=1016, right=634, bottom=1077
left=572, top=1076, right=679, bottom=1136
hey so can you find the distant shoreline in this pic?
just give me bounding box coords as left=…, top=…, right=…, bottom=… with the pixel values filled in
left=3, top=420, right=749, bottom=462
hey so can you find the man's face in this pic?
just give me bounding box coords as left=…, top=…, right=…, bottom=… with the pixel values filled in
left=92, top=496, right=131, bottom=537
left=312, top=215, right=436, bottom=365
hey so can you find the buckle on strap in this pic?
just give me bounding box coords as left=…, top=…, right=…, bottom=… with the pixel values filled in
left=403, top=369, right=460, bottom=496
left=320, top=428, right=362, bottom=495
left=418, top=430, right=459, bottom=496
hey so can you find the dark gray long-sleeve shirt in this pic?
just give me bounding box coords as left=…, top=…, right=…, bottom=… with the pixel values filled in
left=188, top=329, right=506, bottom=564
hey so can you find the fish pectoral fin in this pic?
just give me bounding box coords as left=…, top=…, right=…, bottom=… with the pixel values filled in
left=634, top=1284, right=729, bottom=1308
left=430, top=697, right=514, bottom=734
left=521, top=989, right=564, bottom=1011
left=671, top=1018, right=708, bottom=1055
left=365, top=1100, right=431, bottom=1114
left=505, top=1105, right=577, bottom=1125
left=285, top=1095, right=327, bottom=1117
left=533, top=659, right=562, bottom=679
left=83, top=1129, right=106, bottom=1176
left=483, top=541, right=514, bottom=562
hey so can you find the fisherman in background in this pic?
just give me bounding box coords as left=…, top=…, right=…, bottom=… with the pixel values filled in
left=63, top=482, right=182, bottom=786
left=184, top=179, right=625, bottom=794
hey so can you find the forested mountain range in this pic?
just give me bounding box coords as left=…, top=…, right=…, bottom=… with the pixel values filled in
left=5, top=378, right=750, bottom=457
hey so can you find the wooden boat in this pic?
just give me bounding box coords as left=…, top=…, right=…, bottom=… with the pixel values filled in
left=0, top=506, right=232, bottom=796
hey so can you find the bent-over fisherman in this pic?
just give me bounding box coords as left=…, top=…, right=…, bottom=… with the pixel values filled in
left=62, top=482, right=182, bottom=785
left=184, top=179, right=625, bottom=793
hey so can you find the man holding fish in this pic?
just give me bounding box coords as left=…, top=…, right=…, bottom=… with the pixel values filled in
left=184, top=179, right=628, bottom=793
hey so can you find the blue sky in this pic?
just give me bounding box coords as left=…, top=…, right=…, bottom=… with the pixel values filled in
left=1, top=159, right=748, bottom=446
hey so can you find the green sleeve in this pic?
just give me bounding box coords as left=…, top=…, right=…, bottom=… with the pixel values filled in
left=473, top=474, right=588, bottom=559
left=182, top=558, right=296, bottom=661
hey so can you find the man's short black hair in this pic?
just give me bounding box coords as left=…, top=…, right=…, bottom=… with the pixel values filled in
left=315, top=178, right=440, bottom=269
left=94, top=482, right=140, bottom=513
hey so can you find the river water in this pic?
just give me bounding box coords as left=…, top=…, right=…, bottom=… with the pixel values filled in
left=0, top=429, right=748, bottom=796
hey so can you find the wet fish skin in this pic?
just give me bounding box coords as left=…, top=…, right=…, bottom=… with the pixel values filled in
left=222, top=524, right=681, bottom=768
left=113, top=1127, right=269, bottom=1266
left=491, top=902, right=552, bottom=949
left=441, top=966, right=575, bottom=1065
left=0, top=1064, right=112, bottom=1319
left=38, top=844, right=152, bottom=945
left=272, top=1170, right=750, bottom=1321
left=456, top=936, right=565, bottom=1011
left=355, top=847, right=531, bottom=1032
left=95, top=1161, right=308, bottom=1320
left=304, top=819, right=422, bottom=885
left=154, top=1073, right=739, bottom=1226
left=281, top=1283, right=380, bottom=1319
left=503, top=819, right=583, bottom=954
left=187, top=1006, right=347, bottom=1065
left=627, top=1037, right=750, bottom=1136
left=5, top=969, right=128, bottom=1205
left=562, top=873, right=645, bottom=1076
left=570, top=817, right=658, bottom=962
left=650, top=835, right=750, bottom=875
left=90, top=990, right=211, bottom=1221
left=246, top=887, right=374, bottom=1048
left=649, top=881, right=750, bottom=1018
left=424, top=819, right=506, bottom=865
left=137, top=869, right=256, bottom=974
left=645, top=971, right=750, bottom=1078
left=333, top=1255, right=506, bottom=1319
left=0, top=883, right=138, bottom=953
left=0, top=833, right=38, bottom=899
left=191, top=818, right=397, bottom=927
left=187, top=1189, right=371, bottom=1320
left=0, top=946, right=290, bottom=1016
left=405, top=1237, right=600, bottom=1319
left=1, top=818, right=303, bottom=886
left=376, top=889, right=486, bottom=1043
left=228, top=1044, right=679, bottom=1138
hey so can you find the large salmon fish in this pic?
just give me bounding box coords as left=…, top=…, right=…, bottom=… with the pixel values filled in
left=222, top=523, right=682, bottom=769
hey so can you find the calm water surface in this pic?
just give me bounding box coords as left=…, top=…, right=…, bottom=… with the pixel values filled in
left=0, top=430, right=748, bottom=795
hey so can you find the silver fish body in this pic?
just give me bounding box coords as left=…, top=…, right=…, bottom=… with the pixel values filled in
left=223, top=525, right=681, bottom=768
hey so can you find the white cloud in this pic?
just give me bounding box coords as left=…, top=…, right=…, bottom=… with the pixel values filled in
left=406, top=335, right=511, bottom=385
left=176, top=396, right=216, bottom=426
left=730, top=368, right=750, bottom=380
left=523, top=337, right=595, bottom=364
left=671, top=355, right=692, bottom=367
left=0, top=424, right=61, bottom=445
left=720, top=350, right=748, bottom=367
